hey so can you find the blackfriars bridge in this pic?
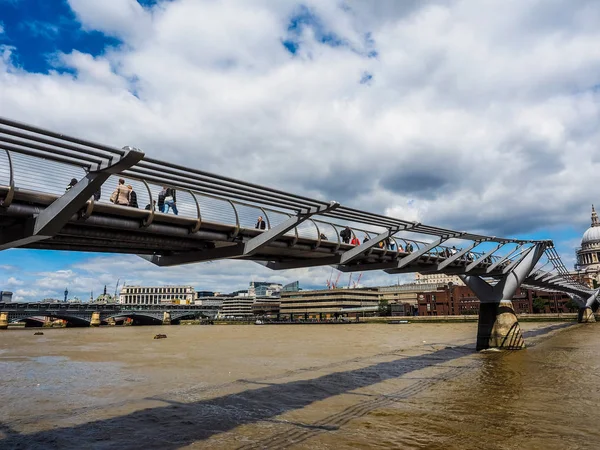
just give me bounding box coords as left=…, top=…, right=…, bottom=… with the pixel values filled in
left=0, top=117, right=597, bottom=350
left=0, top=302, right=217, bottom=327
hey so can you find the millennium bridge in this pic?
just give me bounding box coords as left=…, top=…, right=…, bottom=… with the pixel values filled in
left=0, top=117, right=597, bottom=349
left=0, top=301, right=217, bottom=327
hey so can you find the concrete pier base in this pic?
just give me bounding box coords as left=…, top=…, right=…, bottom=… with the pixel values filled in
left=162, top=312, right=172, bottom=325
left=578, top=307, right=596, bottom=323
left=476, top=301, right=525, bottom=351
left=90, top=311, right=101, bottom=327
left=0, top=312, right=8, bottom=330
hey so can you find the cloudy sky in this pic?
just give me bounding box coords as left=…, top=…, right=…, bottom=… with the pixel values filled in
left=1, top=0, right=599, bottom=301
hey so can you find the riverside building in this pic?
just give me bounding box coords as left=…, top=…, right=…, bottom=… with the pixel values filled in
left=414, top=272, right=465, bottom=286
left=280, top=288, right=380, bottom=319
left=118, top=285, right=195, bottom=305
left=220, top=295, right=255, bottom=318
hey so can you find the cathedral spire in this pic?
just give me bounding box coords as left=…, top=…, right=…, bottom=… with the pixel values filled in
left=592, top=205, right=599, bottom=227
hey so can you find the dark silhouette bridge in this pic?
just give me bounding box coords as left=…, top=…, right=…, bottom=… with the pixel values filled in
left=0, top=117, right=597, bottom=349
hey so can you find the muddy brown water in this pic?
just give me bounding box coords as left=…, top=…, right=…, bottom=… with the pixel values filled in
left=0, top=322, right=598, bottom=449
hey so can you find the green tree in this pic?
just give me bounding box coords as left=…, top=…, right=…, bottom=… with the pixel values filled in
left=532, top=297, right=547, bottom=313
left=565, top=299, right=580, bottom=313
left=378, top=300, right=391, bottom=317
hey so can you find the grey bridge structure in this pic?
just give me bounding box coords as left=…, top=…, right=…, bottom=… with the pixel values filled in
left=0, top=117, right=597, bottom=349
left=0, top=302, right=218, bottom=327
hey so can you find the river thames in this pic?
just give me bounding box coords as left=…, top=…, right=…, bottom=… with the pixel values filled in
left=0, top=322, right=599, bottom=449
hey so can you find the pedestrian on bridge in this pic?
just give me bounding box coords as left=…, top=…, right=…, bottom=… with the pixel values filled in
left=109, top=179, right=131, bottom=206
left=65, top=178, right=78, bottom=192
left=163, top=186, right=178, bottom=215
left=256, top=216, right=266, bottom=230
left=340, top=226, right=351, bottom=244
left=127, top=185, right=138, bottom=208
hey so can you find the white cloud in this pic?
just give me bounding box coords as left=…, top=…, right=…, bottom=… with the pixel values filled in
left=5, top=276, right=24, bottom=287
left=1, top=0, right=599, bottom=300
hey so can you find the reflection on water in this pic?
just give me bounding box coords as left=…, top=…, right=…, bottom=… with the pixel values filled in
left=0, top=322, right=598, bottom=449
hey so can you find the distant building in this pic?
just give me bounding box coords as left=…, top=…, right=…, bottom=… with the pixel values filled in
left=196, top=290, right=215, bottom=298
left=119, top=285, right=195, bottom=305
left=252, top=281, right=283, bottom=297
left=415, top=273, right=465, bottom=286
left=252, top=297, right=281, bottom=317
left=282, top=281, right=300, bottom=292
left=220, top=296, right=254, bottom=318
left=416, top=285, right=572, bottom=316
left=377, top=283, right=442, bottom=306
left=575, top=205, right=600, bottom=287
left=390, top=303, right=417, bottom=316
left=280, top=288, right=380, bottom=319
left=0, top=291, right=13, bottom=302
left=195, top=297, right=224, bottom=308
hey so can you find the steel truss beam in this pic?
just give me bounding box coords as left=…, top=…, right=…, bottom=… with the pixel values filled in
left=436, top=241, right=482, bottom=271
left=143, top=201, right=339, bottom=266
left=485, top=244, right=523, bottom=273
left=0, top=148, right=144, bottom=251
left=465, top=244, right=503, bottom=272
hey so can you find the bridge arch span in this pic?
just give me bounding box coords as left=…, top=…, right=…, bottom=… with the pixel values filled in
left=103, top=312, right=163, bottom=326
left=10, top=313, right=91, bottom=327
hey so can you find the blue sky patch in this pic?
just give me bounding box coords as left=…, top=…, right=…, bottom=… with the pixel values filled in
left=0, top=0, right=121, bottom=73
left=281, top=5, right=379, bottom=58
left=360, top=71, right=373, bottom=84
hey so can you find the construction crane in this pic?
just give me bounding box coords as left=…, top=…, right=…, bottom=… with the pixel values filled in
left=331, top=271, right=342, bottom=289
left=326, top=268, right=334, bottom=289
left=353, top=273, right=363, bottom=289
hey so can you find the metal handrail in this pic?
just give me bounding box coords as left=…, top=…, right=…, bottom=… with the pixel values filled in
left=188, top=190, right=202, bottom=233
left=1, top=149, right=15, bottom=208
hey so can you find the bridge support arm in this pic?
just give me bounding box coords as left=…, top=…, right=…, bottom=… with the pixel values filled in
left=460, top=243, right=546, bottom=351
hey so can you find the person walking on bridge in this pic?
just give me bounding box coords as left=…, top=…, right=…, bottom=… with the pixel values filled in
left=127, top=185, right=138, bottom=208
left=109, top=178, right=131, bottom=206
left=340, top=226, right=351, bottom=244
left=164, top=186, right=178, bottom=215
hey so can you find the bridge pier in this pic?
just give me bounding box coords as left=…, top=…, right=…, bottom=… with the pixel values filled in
left=0, top=312, right=8, bottom=330
left=162, top=312, right=171, bottom=325
left=476, top=301, right=524, bottom=350
left=90, top=312, right=101, bottom=327
left=461, top=244, right=545, bottom=351
left=578, top=307, right=595, bottom=323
